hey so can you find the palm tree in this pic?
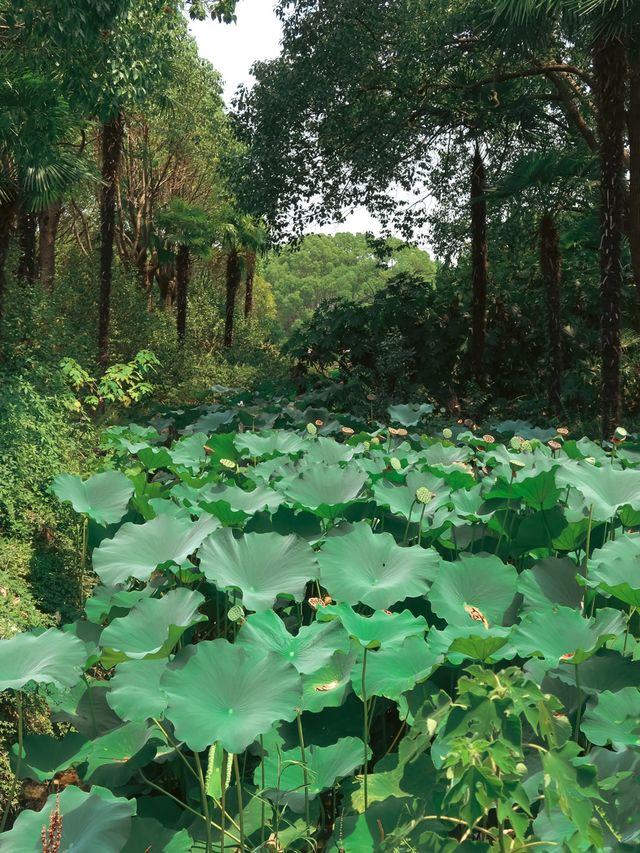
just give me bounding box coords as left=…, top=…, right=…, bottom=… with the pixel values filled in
left=155, top=198, right=215, bottom=345
left=491, top=0, right=640, bottom=436
left=242, top=218, right=268, bottom=319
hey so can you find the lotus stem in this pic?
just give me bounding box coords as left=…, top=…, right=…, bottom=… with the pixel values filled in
left=80, top=514, right=88, bottom=605
left=573, top=665, right=583, bottom=743
left=362, top=647, right=369, bottom=810
left=584, top=505, right=593, bottom=578
left=232, top=753, right=245, bottom=852
left=296, top=711, right=311, bottom=830
left=402, top=500, right=416, bottom=545
left=417, top=503, right=427, bottom=547
left=259, top=734, right=266, bottom=845
left=0, top=691, right=23, bottom=833
left=220, top=749, right=228, bottom=853
left=623, top=607, right=636, bottom=654
left=194, top=750, right=213, bottom=853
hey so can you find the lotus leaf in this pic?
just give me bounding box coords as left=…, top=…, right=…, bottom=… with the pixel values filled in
left=511, top=606, right=625, bottom=664
left=52, top=470, right=134, bottom=526
left=0, top=629, right=87, bottom=692
left=276, top=462, right=367, bottom=516
left=198, top=528, right=318, bottom=611
left=106, top=658, right=168, bottom=722
left=162, top=639, right=302, bottom=752
left=317, top=602, right=427, bottom=649
left=428, top=554, right=518, bottom=628
left=556, top=461, right=640, bottom=521
left=92, top=515, right=217, bottom=585
left=351, top=636, right=441, bottom=703
left=317, top=522, right=440, bottom=609
left=100, top=588, right=206, bottom=666
left=235, top=609, right=350, bottom=673
left=585, top=534, right=640, bottom=607
left=580, top=687, right=640, bottom=748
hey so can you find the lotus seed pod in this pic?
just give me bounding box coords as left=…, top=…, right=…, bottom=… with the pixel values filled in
left=520, top=440, right=533, bottom=453
left=585, top=456, right=596, bottom=465
left=510, top=459, right=526, bottom=471
left=415, top=486, right=434, bottom=504
left=363, top=441, right=370, bottom=451
left=442, top=427, right=453, bottom=439
left=390, top=457, right=402, bottom=472
left=220, top=458, right=236, bottom=469
left=614, top=426, right=628, bottom=442
left=510, top=436, right=524, bottom=450
left=370, top=436, right=380, bottom=445
left=306, top=422, right=317, bottom=435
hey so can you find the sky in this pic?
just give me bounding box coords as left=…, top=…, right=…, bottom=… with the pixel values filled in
left=188, top=0, right=387, bottom=236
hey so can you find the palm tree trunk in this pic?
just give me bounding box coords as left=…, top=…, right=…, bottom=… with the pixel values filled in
left=38, top=201, right=62, bottom=290
left=470, top=141, right=488, bottom=382
left=176, top=244, right=191, bottom=345
left=224, top=248, right=242, bottom=347
left=98, top=113, right=124, bottom=367
left=628, top=41, right=640, bottom=301
left=0, top=199, right=15, bottom=326
left=594, top=37, right=626, bottom=438
left=244, top=251, right=256, bottom=318
left=17, top=210, right=37, bottom=286
left=539, top=212, right=562, bottom=414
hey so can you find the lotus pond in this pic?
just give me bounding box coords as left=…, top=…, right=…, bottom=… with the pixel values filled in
left=2, top=390, right=640, bottom=851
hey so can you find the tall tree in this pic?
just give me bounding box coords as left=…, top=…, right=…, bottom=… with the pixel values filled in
left=470, top=141, right=488, bottom=380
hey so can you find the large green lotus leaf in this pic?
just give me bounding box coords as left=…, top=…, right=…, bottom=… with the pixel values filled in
left=198, top=528, right=318, bottom=611
left=13, top=732, right=88, bottom=782
left=581, top=687, right=640, bottom=748
left=317, top=602, right=427, bottom=649
left=122, top=817, right=192, bottom=853
left=511, top=606, right=625, bottom=664
left=351, top=636, right=441, bottom=704
left=147, top=497, right=193, bottom=520
left=485, top=470, right=560, bottom=511
left=528, top=649, right=640, bottom=698
left=585, top=534, right=640, bottom=607
left=100, top=589, right=206, bottom=666
left=197, top=482, right=283, bottom=516
left=428, top=554, right=518, bottom=628
left=304, top=436, right=356, bottom=465
left=183, top=407, right=235, bottom=434
left=106, top=659, right=168, bottom=722
left=518, top=557, right=584, bottom=611
left=421, top=443, right=473, bottom=467
left=372, top=472, right=445, bottom=520
left=0, top=628, right=87, bottom=691
left=102, top=423, right=161, bottom=454
left=85, top=586, right=153, bottom=624
left=52, top=471, right=134, bottom=526
left=236, top=430, right=307, bottom=458
left=162, top=639, right=302, bottom=752
left=556, top=460, right=640, bottom=521
left=1, top=785, right=135, bottom=852
left=317, top=522, right=440, bottom=610
left=235, top=610, right=350, bottom=674
left=427, top=624, right=514, bottom=664
left=92, top=515, right=217, bottom=585
left=257, top=737, right=369, bottom=812
left=49, top=682, right=123, bottom=738
left=301, top=650, right=358, bottom=713
left=82, top=721, right=157, bottom=786
left=387, top=402, right=433, bottom=426
left=168, top=432, right=208, bottom=471
left=276, top=462, right=368, bottom=517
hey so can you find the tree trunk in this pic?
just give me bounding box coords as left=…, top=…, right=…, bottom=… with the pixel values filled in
left=539, top=212, right=562, bottom=414
left=244, top=251, right=256, bottom=318
left=176, top=244, right=191, bottom=346
left=594, top=37, right=626, bottom=438
left=470, top=141, right=488, bottom=381
left=0, top=200, right=15, bottom=326
left=17, top=211, right=37, bottom=286
left=136, top=250, right=156, bottom=311
left=98, top=113, right=124, bottom=367
left=157, top=263, right=176, bottom=307
left=38, top=202, right=62, bottom=291
left=224, top=248, right=242, bottom=347
left=628, top=41, right=640, bottom=300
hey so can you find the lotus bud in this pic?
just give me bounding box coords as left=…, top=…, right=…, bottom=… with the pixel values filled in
left=415, top=486, right=434, bottom=505
left=306, top=422, right=317, bottom=435
left=390, top=457, right=402, bottom=471
left=442, top=427, right=453, bottom=440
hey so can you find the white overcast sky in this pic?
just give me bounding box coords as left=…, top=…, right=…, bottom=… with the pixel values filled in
left=188, top=0, right=388, bottom=236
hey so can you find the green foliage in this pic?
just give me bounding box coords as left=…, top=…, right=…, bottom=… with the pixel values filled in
left=2, top=390, right=640, bottom=847
left=263, top=233, right=436, bottom=334
left=60, top=350, right=160, bottom=414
